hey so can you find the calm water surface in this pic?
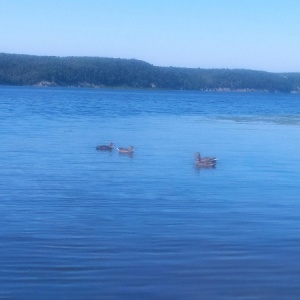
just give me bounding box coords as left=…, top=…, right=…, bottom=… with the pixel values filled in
left=1, top=87, right=300, bottom=299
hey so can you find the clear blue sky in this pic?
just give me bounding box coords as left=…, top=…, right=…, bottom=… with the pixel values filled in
left=1, top=0, right=300, bottom=72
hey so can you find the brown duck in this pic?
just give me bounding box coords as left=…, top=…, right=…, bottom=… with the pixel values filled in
left=117, top=145, right=135, bottom=154
left=96, top=142, right=114, bottom=151
left=194, top=152, right=217, bottom=168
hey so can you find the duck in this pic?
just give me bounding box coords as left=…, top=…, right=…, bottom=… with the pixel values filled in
left=117, top=145, right=135, bottom=154
left=96, top=142, right=114, bottom=151
left=194, top=152, right=217, bottom=168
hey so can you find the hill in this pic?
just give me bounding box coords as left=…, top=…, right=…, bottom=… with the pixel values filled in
left=1, top=53, right=300, bottom=92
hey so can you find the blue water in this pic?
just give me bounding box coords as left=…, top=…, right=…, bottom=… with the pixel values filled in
left=1, top=86, right=300, bottom=299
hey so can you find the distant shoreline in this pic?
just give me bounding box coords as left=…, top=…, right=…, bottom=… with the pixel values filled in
left=32, top=82, right=292, bottom=93
left=2, top=83, right=299, bottom=94
left=1, top=53, right=300, bottom=93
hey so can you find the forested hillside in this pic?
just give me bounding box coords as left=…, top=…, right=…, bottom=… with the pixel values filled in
left=1, top=53, right=300, bottom=92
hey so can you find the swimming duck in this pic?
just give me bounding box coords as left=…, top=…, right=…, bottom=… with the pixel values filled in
left=194, top=152, right=217, bottom=168
left=117, top=145, right=135, bottom=154
left=96, top=142, right=114, bottom=151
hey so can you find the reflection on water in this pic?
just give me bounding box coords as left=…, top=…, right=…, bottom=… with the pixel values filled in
left=1, top=87, right=300, bottom=299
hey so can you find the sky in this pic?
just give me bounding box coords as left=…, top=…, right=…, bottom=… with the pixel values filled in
left=1, top=0, right=300, bottom=72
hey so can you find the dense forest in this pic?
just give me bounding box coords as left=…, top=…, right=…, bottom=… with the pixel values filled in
left=1, top=53, right=300, bottom=92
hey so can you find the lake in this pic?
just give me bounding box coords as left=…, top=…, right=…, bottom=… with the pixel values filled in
left=1, top=86, right=300, bottom=299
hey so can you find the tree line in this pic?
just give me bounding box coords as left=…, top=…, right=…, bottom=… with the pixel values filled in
left=1, top=53, right=300, bottom=92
